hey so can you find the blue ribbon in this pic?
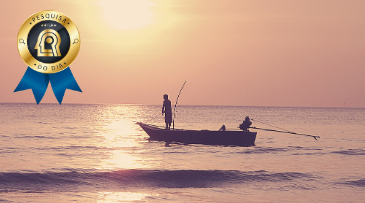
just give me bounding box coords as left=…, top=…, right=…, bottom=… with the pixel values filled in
left=14, top=67, right=82, bottom=104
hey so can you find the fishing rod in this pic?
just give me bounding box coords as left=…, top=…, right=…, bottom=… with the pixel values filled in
left=172, top=80, right=187, bottom=130
left=249, top=126, right=320, bottom=140
left=251, top=118, right=294, bottom=133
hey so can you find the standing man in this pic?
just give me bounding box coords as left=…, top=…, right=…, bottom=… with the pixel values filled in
left=162, top=94, right=172, bottom=129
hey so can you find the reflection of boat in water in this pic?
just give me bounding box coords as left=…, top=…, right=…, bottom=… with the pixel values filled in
left=137, top=122, right=257, bottom=147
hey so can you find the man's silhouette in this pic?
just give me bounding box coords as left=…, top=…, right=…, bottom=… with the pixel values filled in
left=162, top=94, right=172, bottom=129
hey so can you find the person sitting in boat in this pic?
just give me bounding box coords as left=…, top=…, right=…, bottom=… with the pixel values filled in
left=239, top=116, right=252, bottom=132
left=162, top=94, right=172, bottom=130
left=219, top=125, right=226, bottom=131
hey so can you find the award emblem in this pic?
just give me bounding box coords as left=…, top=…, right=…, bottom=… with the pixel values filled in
left=15, top=10, right=82, bottom=104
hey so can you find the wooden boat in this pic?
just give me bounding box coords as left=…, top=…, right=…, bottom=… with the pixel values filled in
left=137, top=122, right=257, bottom=146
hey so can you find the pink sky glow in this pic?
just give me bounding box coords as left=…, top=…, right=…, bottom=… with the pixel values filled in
left=1, top=0, right=364, bottom=107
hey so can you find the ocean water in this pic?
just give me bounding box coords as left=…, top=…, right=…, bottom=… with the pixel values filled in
left=0, top=103, right=364, bottom=202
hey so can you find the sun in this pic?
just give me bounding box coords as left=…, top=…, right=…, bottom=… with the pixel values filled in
left=97, top=0, right=155, bottom=30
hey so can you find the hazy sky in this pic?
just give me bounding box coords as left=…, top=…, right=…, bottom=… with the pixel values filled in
left=1, top=0, right=364, bottom=107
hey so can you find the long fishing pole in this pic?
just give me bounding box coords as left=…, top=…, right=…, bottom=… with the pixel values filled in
left=251, top=118, right=294, bottom=133
left=172, top=80, right=187, bottom=130
left=249, top=126, right=320, bottom=140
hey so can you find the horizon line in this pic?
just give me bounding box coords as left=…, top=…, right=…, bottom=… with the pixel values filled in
left=0, top=102, right=363, bottom=109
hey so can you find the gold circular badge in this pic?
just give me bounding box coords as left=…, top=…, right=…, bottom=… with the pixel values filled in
left=17, top=10, right=80, bottom=74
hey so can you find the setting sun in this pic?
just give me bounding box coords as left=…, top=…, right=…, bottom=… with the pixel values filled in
left=97, top=0, right=155, bottom=30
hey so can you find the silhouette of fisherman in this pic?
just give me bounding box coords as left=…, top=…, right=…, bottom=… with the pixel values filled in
left=162, top=94, right=172, bottom=129
left=239, top=116, right=252, bottom=132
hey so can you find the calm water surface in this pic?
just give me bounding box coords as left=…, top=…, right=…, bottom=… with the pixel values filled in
left=0, top=103, right=364, bottom=202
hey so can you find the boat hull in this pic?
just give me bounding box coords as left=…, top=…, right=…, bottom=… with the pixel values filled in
left=138, top=122, right=256, bottom=147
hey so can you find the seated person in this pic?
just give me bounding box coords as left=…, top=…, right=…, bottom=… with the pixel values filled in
left=239, top=116, right=252, bottom=132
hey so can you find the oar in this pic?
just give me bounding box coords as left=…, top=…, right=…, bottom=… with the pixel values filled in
left=249, top=126, right=320, bottom=140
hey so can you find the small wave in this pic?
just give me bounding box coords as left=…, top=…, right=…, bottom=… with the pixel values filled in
left=0, top=134, right=9, bottom=138
left=0, top=170, right=314, bottom=191
left=0, top=148, right=17, bottom=154
left=339, top=178, right=365, bottom=187
left=238, top=147, right=289, bottom=154
left=14, top=135, right=60, bottom=140
left=332, top=149, right=365, bottom=155
left=238, top=146, right=325, bottom=156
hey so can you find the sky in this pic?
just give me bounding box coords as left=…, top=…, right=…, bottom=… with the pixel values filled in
left=1, top=0, right=364, bottom=107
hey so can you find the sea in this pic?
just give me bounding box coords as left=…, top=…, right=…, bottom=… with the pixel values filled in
left=0, top=103, right=364, bottom=203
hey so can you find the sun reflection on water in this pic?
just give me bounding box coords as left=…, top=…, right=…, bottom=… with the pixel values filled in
left=97, top=150, right=145, bottom=170
left=99, top=120, right=141, bottom=147
left=94, top=105, right=152, bottom=170
left=97, top=192, right=153, bottom=202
